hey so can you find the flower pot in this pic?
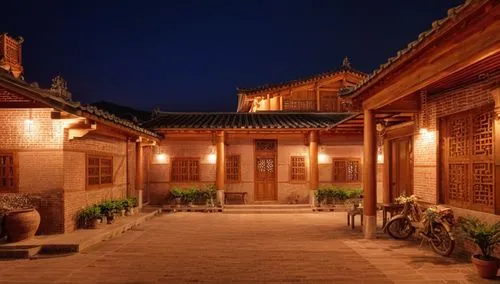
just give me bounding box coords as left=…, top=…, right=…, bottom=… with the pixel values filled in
left=472, top=255, right=499, bottom=279
left=125, top=208, right=132, bottom=216
left=120, top=209, right=126, bottom=217
left=87, top=218, right=99, bottom=229
left=106, top=214, right=115, bottom=224
left=175, top=198, right=181, bottom=208
left=3, top=208, right=40, bottom=243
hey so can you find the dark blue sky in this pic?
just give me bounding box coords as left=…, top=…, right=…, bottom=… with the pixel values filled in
left=2, top=0, right=462, bottom=112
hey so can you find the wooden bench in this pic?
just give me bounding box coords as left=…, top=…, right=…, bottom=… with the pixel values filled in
left=224, top=192, right=248, bottom=204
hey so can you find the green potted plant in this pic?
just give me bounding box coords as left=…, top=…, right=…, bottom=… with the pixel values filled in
left=459, top=216, right=500, bottom=279
left=100, top=201, right=116, bottom=224
left=184, top=188, right=197, bottom=207
left=171, top=187, right=183, bottom=207
left=79, top=205, right=102, bottom=229
left=128, top=197, right=138, bottom=214
left=314, top=188, right=326, bottom=207
left=204, top=184, right=217, bottom=208
left=114, top=200, right=125, bottom=217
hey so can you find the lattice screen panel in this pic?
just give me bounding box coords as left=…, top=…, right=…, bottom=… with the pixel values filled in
left=225, top=155, right=241, bottom=182
left=290, top=156, right=306, bottom=181
left=0, top=154, right=15, bottom=190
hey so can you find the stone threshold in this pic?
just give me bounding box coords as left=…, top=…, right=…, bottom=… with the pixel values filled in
left=0, top=208, right=161, bottom=259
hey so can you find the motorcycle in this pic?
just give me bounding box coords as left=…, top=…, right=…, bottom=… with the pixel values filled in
left=383, top=195, right=455, bottom=256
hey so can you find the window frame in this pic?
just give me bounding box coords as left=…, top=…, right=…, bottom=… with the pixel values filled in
left=0, top=152, right=18, bottom=192
left=86, top=155, right=114, bottom=189
left=289, top=156, right=307, bottom=183
left=332, top=157, right=361, bottom=183
left=225, top=155, right=241, bottom=183
left=171, top=157, right=200, bottom=182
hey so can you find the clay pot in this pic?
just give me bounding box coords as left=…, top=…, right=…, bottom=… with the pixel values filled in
left=87, top=218, right=99, bottom=229
left=3, top=208, right=40, bottom=243
left=472, top=255, right=499, bottom=279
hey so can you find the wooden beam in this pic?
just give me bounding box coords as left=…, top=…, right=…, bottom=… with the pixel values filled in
left=363, top=4, right=499, bottom=109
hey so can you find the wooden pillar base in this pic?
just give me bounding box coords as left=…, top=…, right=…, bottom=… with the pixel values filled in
left=363, top=215, right=377, bottom=239
left=137, top=190, right=143, bottom=209
left=309, top=190, right=317, bottom=207
left=216, top=190, right=225, bottom=207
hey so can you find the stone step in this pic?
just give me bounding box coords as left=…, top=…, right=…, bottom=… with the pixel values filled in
left=224, top=204, right=312, bottom=210
left=223, top=208, right=314, bottom=214
left=0, top=245, right=41, bottom=259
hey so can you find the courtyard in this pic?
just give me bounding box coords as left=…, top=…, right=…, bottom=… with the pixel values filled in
left=0, top=213, right=495, bottom=284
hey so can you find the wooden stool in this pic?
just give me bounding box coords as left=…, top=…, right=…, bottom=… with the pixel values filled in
left=347, top=208, right=363, bottom=229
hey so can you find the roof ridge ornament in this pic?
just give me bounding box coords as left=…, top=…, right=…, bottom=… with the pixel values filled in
left=342, top=56, right=352, bottom=69
left=49, top=75, right=72, bottom=101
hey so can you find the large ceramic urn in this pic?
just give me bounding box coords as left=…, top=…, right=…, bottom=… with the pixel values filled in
left=3, top=208, right=41, bottom=242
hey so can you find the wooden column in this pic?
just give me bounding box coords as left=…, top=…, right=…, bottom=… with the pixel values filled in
left=309, top=131, right=319, bottom=205
left=279, top=96, right=283, bottom=111
left=135, top=139, right=144, bottom=209
left=315, top=86, right=320, bottom=111
left=266, top=94, right=271, bottom=111
left=382, top=138, right=391, bottom=204
left=363, top=109, right=377, bottom=239
left=493, top=88, right=500, bottom=215
left=215, top=131, right=225, bottom=205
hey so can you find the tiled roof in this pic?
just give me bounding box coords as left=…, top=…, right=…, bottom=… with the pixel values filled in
left=143, top=112, right=357, bottom=130
left=0, top=70, right=160, bottom=139
left=340, top=0, right=477, bottom=97
left=237, top=58, right=367, bottom=95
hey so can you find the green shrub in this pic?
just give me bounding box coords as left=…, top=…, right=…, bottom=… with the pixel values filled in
left=127, top=197, right=137, bottom=207
left=99, top=201, right=116, bottom=216
left=315, top=186, right=362, bottom=203
left=346, top=188, right=363, bottom=199
left=459, top=216, right=500, bottom=260
left=79, top=205, right=101, bottom=222
left=113, top=200, right=124, bottom=211
left=171, top=187, right=183, bottom=198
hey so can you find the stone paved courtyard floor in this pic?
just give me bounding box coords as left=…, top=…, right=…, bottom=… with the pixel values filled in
left=0, top=212, right=498, bottom=283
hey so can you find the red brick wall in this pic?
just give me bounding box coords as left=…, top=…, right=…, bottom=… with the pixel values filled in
left=413, top=74, right=498, bottom=204
left=0, top=108, right=137, bottom=234
left=62, top=132, right=130, bottom=233
left=0, top=108, right=66, bottom=234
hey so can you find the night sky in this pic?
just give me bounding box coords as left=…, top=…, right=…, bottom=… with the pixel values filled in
left=2, top=0, right=462, bottom=112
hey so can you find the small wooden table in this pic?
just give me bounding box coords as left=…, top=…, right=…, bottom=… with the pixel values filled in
left=224, top=192, right=248, bottom=204
left=381, top=203, right=404, bottom=227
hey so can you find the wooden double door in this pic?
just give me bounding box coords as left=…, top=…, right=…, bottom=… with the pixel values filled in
left=390, top=136, right=414, bottom=201
left=254, top=140, right=278, bottom=201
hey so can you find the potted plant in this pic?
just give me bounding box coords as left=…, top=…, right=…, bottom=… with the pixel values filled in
left=79, top=205, right=101, bottom=229
left=459, top=216, right=500, bottom=279
left=315, top=189, right=326, bottom=207
left=100, top=201, right=116, bottom=224
left=183, top=188, right=198, bottom=207
left=128, top=197, right=138, bottom=214
left=114, top=200, right=125, bottom=217
left=171, top=188, right=183, bottom=207
left=204, top=184, right=217, bottom=208
left=0, top=193, right=41, bottom=243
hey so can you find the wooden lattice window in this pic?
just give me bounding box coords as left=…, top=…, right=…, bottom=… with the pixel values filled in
left=87, top=156, right=113, bottom=187
left=442, top=107, right=494, bottom=213
left=0, top=154, right=16, bottom=191
left=255, top=140, right=277, bottom=152
left=290, top=156, right=306, bottom=182
left=332, top=158, right=361, bottom=183
left=171, top=158, right=200, bottom=182
left=225, top=155, right=241, bottom=182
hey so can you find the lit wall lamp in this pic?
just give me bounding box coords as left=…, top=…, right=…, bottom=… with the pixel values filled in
left=24, top=109, right=34, bottom=134
left=207, top=146, right=217, bottom=164
left=318, top=146, right=329, bottom=164
left=154, top=146, right=168, bottom=164
left=419, top=90, right=429, bottom=134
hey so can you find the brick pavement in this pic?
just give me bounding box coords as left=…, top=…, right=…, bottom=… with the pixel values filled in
left=0, top=213, right=497, bottom=283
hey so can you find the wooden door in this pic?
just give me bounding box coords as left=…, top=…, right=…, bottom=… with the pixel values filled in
left=390, top=136, right=413, bottom=200
left=255, top=140, right=277, bottom=201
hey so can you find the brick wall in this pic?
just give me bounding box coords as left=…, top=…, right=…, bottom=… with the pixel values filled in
left=148, top=133, right=363, bottom=204
left=0, top=108, right=66, bottom=234
left=62, top=132, right=129, bottom=233
left=413, top=74, right=498, bottom=204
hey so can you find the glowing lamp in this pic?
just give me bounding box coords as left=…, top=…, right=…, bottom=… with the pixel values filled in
left=377, top=153, right=384, bottom=164
left=419, top=128, right=428, bottom=134
left=208, top=153, right=217, bottom=164
left=318, top=152, right=329, bottom=164
left=25, top=119, right=34, bottom=133
left=155, top=153, right=167, bottom=164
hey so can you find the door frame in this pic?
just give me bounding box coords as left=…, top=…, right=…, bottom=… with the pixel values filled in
left=385, top=123, right=414, bottom=201
left=254, top=139, right=278, bottom=202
